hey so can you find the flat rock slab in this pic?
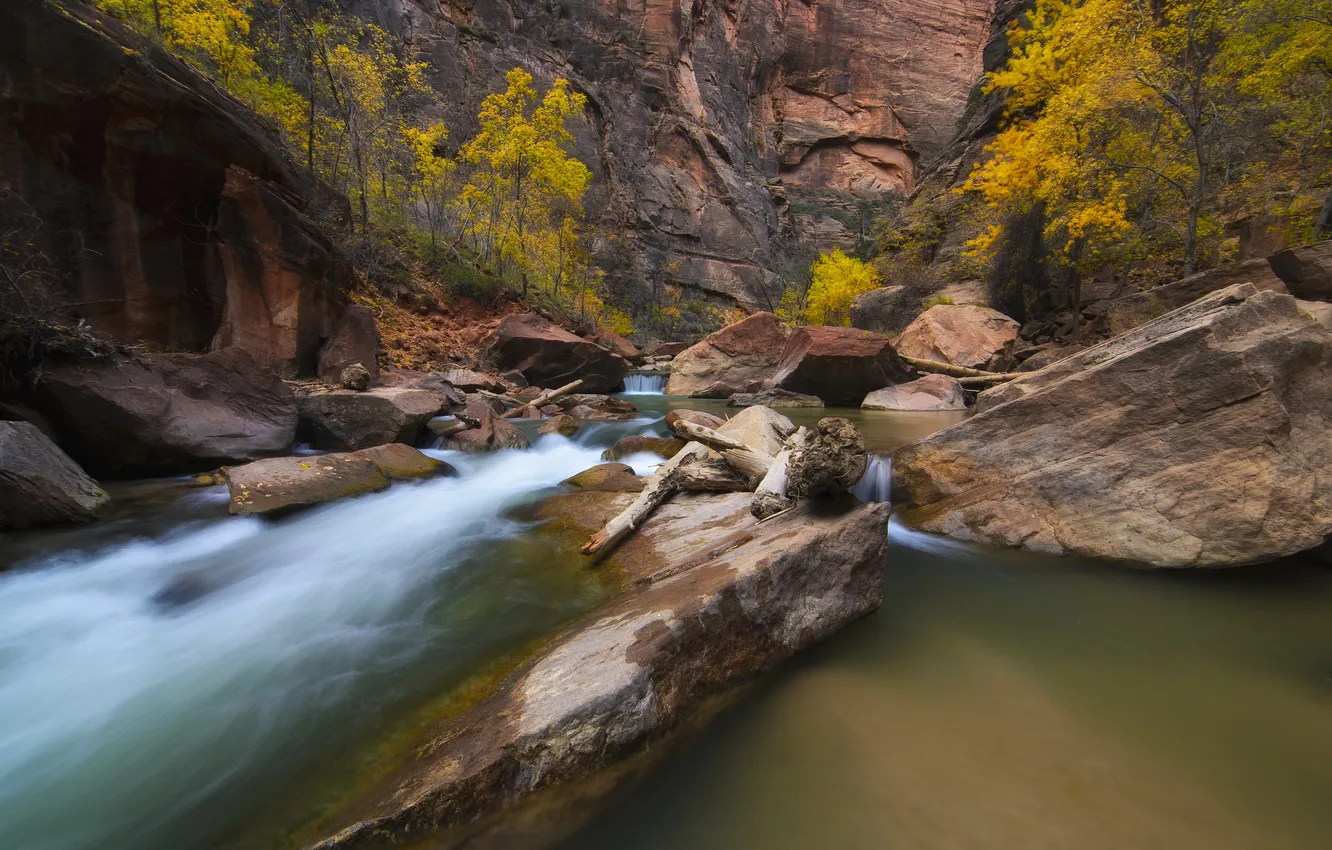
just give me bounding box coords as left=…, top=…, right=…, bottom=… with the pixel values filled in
left=225, top=445, right=451, bottom=515
left=862, top=374, right=966, bottom=411
left=894, top=284, right=1332, bottom=567
left=312, top=493, right=889, bottom=848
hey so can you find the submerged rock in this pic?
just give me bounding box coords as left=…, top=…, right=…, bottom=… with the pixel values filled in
left=539, top=414, right=582, bottom=438
left=665, top=312, right=791, bottom=397
left=728, top=388, right=824, bottom=408
left=561, top=463, right=643, bottom=492
left=33, top=347, right=297, bottom=477
left=488, top=313, right=629, bottom=393
left=601, top=436, right=686, bottom=462
left=894, top=303, right=1019, bottom=371
left=560, top=394, right=640, bottom=422
left=894, top=284, right=1332, bottom=567
left=312, top=493, right=889, bottom=848
left=0, top=421, right=109, bottom=528
left=770, top=326, right=913, bottom=405
left=862, top=374, right=966, bottom=411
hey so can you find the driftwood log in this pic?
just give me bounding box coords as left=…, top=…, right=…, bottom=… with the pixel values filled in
left=580, top=410, right=872, bottom=559
left=501, top=379, right=584, bottom=419
left=899, top=355, right=1022, bottom=383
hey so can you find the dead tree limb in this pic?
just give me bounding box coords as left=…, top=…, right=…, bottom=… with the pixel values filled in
left=501, top=379, right=583, bottom=419
left=787, top=418, right=868, bottom=497
left=580, top=442, right=709, bottom=557
left=899, top=355, right=1018, bottom=381
left=751, top=427, right=806, bottom=519
left=676, top=458, right=750, bottom=492
left=668, top=420, right=774, bottom=482
left=954, top=373, right=1025, bottom=386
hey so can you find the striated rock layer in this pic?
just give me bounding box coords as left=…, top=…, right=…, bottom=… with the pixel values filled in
left=893, top=285, right=1332, bottom=567
left=313, top=491, right=889, bottom=848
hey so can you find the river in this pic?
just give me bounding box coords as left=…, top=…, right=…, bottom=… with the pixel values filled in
left=0, top=396, right=1329, bottom=850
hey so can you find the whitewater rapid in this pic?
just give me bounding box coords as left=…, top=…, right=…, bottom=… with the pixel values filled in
left=0, top=436, right=662, bottom=850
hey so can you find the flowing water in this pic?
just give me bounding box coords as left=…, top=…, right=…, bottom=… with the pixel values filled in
left=620, top=374, right=668, bottom=394
left=2, top=397, right=1330, bottom=850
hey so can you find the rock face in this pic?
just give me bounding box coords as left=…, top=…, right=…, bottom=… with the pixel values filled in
left=1100, top=258, right=1288, bottom=334
left=298, top=387, right=445, bottom=451
left=312, top=492, right=889, bottom=848
left=318, top=306, right=381, bottom=386
left=894, top=304, right=1020, bottom=370
left=894, top=285, right=1332, bottom=567
left=665, top=313, right=792, bottom=397
left=862, top=374, right=966, bottom=411
left=488, top=313, right=628, bottom=392
left=0, top=421, right=109, bottom=528
left=1269, top=239, right=1332, bottom=300
left=0, top=1, right=351, bottom=376
left=591, top=330, right=641, bottom=361
left=728, top=388, right=824, bottom=408
left=770, top=326, right=914, bottom=405
left=850, top=285, right=911, bottom=333
left=33, top=348, right=297, bottom=477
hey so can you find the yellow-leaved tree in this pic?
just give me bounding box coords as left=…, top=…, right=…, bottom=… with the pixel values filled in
left=457, top=68, right=592, bottom=297
left=802, top=249, right=881, bottom=326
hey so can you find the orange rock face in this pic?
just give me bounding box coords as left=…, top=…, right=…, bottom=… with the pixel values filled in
left=895, top=304, right=1020, bottom=370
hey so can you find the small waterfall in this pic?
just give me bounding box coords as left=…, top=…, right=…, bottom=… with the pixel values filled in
left=622, top=374, right=667, bottom=395
left=851, top=454, right=892, bottom=503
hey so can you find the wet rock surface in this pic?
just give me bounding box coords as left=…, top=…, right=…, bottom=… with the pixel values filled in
left=561, top=463, right=644, bottom=492
left=312, top=492, right=889, bottom=849
left=0, top=421, right=109, bottom=529
left=601, top=436, right=687, bottom=462
left=32, top=348, right=297, bottom=477
left=728, top=388, right=825, bottom=408
left=894, top=285, right=1332, bottom=567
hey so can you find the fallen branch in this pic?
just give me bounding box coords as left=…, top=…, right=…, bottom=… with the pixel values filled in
left=676, top=458, right=750, bottom=492
left=955, top=373, right=1025, bottom=386
left=787, top=417, right=868, bottom=497
left=899, top=355, right=1018, bottom=381
left=500, top=379, right=583, bottom=419
left=580, top=442, right=709, bottom=557
left=668, top=420, right=774, bottom=483
left=751, top=427, right=806, bottom=519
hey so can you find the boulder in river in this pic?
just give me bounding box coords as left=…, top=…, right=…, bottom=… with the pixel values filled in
left=0, top=421, right=109, bottom=528
left=539, top=414, right=582, bottom=438
left=310, top=492, right=889, bottom=848
left=894, top=284, right=1332, bottom=567
left=862, top=374, right=966, bottom=411
left=33, top=347, right=297, bottom=477
left=728, top=388, right=824, bottom=408
left=488, top=313, right=628, bottom=392
left=770, top=326, right=914, bottom=405
left=715, top=404, right=796, bottom=456
left=318, top=305, right=380, bottom=386
left=298, top=387, right=445, bottom=451
left=226, top=453, right=389, bottom=516
left=559, top=393, right=640, bottom=422
left=561, top=463, right=644, bottom=492
left=894, top=303, right=1019, bottom=371
left=446, top=404, right=530, bottom=453
left=355, top=443, right=455, bottom=480
left=601, top=436, right=687, bottom=462
left=665, top=312, right=791, bottom=397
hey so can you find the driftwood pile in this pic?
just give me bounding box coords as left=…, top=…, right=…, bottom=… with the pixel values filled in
left=580, top=408, right=869, bottom=557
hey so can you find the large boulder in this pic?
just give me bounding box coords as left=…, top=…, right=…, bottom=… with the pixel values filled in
left=665, top=312, right=791, bottom=397
left=591, top=329, right=641, bottom=361
left=298, top=387, right=445, bottom=451
left=862, top=374, right=966, bottom=411
left=446, top=401, right=530, bottom=453
left=311, top=493, right=889, bottom=847
left=850, top=285, right=910, bottom=333
left=33, top=348, right=296, bottom=477
left=1269, top=239, right=1332, bottom=300
left=1100, top=258, right=1288, bottom=334
left=318, top=305, right=380, bottom=386
left=715, top=404, right=796, bottom=456
left=894, top=284, right=1332, bottom=567
left=0, top=421, right=109, bottom=528
left=894, top=304, right=1019, bottom=371
left=487, top=313, right=628, bottom=392
left=770, top=326, right=914, bottom=405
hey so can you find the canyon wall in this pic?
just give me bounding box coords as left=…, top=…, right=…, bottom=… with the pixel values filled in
left=358, top=0, right=997, bottom=309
